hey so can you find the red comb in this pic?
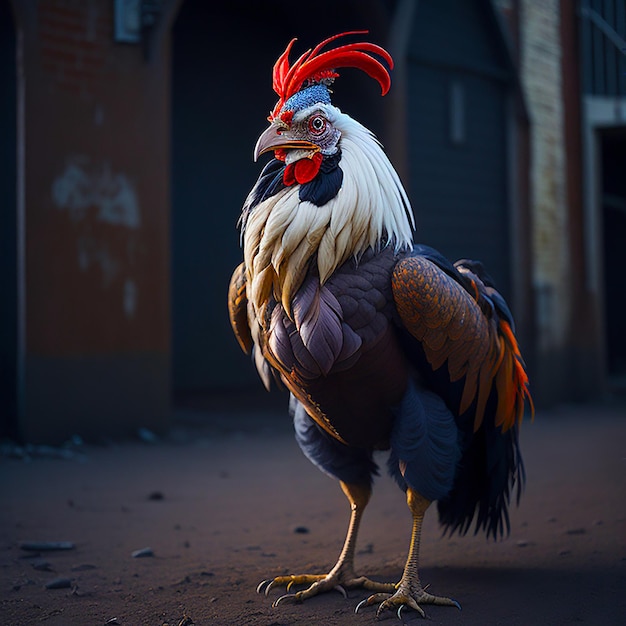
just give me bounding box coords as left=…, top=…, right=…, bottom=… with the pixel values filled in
left=270, top=31, right=394, bottom=119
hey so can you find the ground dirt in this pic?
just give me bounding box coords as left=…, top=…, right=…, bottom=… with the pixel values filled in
left=1, top=401, right=625, bottom=626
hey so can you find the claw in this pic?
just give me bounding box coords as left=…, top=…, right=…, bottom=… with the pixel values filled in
left=397, top=603, right=425, bottom=620
left=355, top=598, right=368, bottom=614
left=266, top=580, right=282, bottom=596
left=273, top=593, right=299, bottom=607
left=334, top=584, right=347, bottom=599
left=256, top=579, right=271, bottom=595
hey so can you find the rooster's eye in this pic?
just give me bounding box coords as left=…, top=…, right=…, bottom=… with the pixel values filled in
left=308, top=115, right=327, bottom=135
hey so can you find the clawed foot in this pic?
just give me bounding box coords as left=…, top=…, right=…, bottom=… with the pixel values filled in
left=257, top=574, right=345, bottom=607
left=257, top=572, right=396, bottom=607
left=355, top=584, right=461, bottom=620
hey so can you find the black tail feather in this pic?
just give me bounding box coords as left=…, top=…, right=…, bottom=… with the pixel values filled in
left=437, top=419, right=525, bottom=540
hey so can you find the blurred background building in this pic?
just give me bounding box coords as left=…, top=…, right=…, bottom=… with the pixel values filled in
left=0, top=0, right=624, bottom=442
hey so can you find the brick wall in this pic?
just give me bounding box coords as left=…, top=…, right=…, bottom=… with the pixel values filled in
left=492, top=0, right=608, bottom=403
left=14, top=0, right=173, bottom=441
left=520, top=1, right=569, bottom=357
left=38, top=1, right=109, bottom=99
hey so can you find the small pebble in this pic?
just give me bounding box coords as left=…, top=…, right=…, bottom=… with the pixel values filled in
left=148, top=491, right=164, bottom=501
left=71, top=564, right=97, bottom=572
left=293, top=526, right=309, bottom=534
left=565, top=528, right=586, bottom=535
left=131, top=547, right=154, bottom=558
left=45, top=577, right=72, bottom=590
left=516, top=540, right=529, bottom=548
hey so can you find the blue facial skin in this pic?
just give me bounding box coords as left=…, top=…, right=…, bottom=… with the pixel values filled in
left=281, top=83, right=331, bottom=115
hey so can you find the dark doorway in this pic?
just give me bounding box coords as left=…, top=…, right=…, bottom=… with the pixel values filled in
left=0, top=0, right=18, bottom=439
left=169, top=0, right=390, bottom=404
left=600, top=127, right=626, bottom=383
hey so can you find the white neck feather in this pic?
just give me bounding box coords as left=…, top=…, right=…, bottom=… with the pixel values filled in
left=242, top=108, right=415, bottom=315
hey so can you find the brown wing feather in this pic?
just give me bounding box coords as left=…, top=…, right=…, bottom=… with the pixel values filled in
left=392, top=255, right=524, bottom=432
left=228, top=263, right=253, bottom=354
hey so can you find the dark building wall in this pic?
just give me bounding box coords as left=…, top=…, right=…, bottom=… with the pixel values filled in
left=575, top=0, right=626, bottom=398
left=557, top=0, right=601, bottom=403
left=5, top=0, right=540, bottom=442
left=600, top=129, right=626, bottom=380
left=15, top=0, right=171, bottom=442
left=405, top=0, right=515, bottom=301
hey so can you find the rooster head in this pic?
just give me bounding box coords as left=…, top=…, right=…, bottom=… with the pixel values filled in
left=253, top=31, right=394, bottom=187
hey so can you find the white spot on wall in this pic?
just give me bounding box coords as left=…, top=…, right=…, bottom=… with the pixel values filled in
left=52, top=156, right=141, bottom=318
left=123, top=278, right=137, bottom=318
left=52, top=156, right=140, bottom=229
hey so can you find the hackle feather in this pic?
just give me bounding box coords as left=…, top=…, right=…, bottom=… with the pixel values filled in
left=242, top=108, right=414, bottom=318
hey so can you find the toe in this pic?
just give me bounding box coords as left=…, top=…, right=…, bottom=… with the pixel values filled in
left=376, top=594, right=425, bottom=619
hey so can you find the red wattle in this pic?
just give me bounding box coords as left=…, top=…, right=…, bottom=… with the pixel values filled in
left=294, top=152, right=323, bottom=184
left=283, top=163, right=296, bottom=186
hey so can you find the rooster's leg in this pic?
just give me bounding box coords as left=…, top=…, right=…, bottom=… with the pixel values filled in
left=258, top=481, right=396, bottom=606
left=356, top=488, right=460, bottom=618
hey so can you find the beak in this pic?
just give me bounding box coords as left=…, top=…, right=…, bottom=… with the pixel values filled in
left=253, top=123, right=319, bottom=162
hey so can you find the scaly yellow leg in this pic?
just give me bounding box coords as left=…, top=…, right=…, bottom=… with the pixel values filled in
left=257, top=481, right=396, bottom=606
left=356, top=488, right=461, bottom=618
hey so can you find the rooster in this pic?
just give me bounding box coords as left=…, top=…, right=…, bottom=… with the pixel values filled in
left=228, top=31, right=533, bottom=619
